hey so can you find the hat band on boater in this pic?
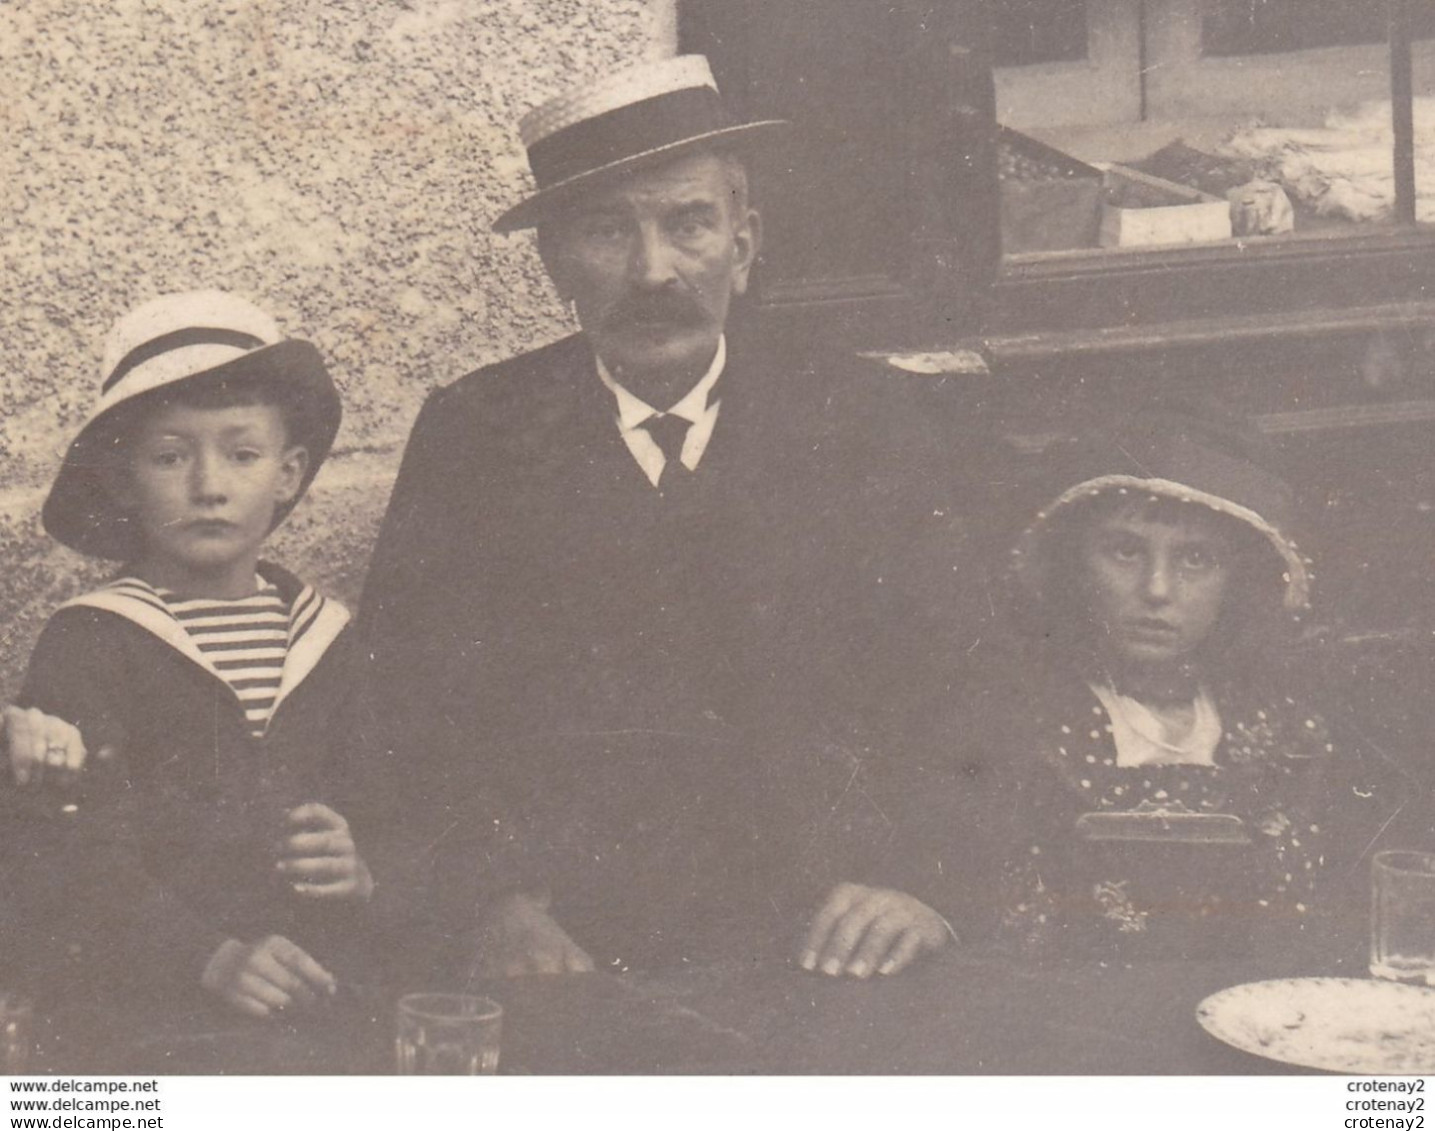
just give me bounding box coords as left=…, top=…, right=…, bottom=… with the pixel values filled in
left=525, top=86, right=737, bottom=190
left=103, top=327, right=267, bottom=394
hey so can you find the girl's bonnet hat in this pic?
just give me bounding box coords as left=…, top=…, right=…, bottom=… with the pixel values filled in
left=1010, top=401, right=1312, bottom=612
left=43, top=290, right=342, bottom=560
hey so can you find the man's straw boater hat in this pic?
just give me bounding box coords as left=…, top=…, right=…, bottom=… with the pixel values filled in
left=493, top=54, right=787, bottom=233
left=44, top=290, right=342, bottom=561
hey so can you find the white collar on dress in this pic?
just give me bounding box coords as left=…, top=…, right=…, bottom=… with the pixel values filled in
left=1090, top=682, right=1223, bottom=768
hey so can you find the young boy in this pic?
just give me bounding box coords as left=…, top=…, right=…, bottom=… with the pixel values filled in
left=3, top=291, right=371, bottom=1020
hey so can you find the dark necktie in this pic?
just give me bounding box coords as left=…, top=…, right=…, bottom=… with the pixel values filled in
left=639, top=413, right=693, bottom=489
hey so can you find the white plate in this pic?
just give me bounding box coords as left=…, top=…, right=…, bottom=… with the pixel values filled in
left=1198, top=977, right=1435, bottom=1073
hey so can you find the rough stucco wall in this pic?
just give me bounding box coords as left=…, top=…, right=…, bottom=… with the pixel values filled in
left=0, top=0, right=676, bottom=698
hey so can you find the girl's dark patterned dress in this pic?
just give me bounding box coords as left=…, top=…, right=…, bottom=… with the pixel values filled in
left=873, top=650, right=1413, bottom=963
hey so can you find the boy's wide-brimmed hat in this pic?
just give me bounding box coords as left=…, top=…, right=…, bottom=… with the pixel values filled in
left=44, top=290, right=342, bottom=560
left=1011, top=401, right=1312, bottom=611
left=493, top=54, right=787, bottom=233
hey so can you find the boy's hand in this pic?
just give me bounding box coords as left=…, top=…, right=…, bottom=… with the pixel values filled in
left=799, top=882, right=953, bottom=979
left=201, top=935, right=336, bottom=1018
left=3, top=706, right=92, bottom=787
left=277, top=802, right=374, bottom=901
left=474, top=891, right=596, bottom=978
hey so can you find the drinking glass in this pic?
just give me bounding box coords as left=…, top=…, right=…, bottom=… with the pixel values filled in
left=395, top=994, right=502, bottom=1075
left=1371, top=850, right=1435, bottom=984
left=1, top=994, right=34, bottom=1074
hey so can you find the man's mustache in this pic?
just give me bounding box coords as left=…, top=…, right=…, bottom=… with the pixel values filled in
left=604, top=291, right=705, bottom=330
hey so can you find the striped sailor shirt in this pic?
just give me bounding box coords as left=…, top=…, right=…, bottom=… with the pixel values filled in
left=103, top=575, right=325, bottom=738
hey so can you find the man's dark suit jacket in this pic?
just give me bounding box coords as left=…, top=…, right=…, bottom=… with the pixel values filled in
left=355, top=326, right=986, bottom=972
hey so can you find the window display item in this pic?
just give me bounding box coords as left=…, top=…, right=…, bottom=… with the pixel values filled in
left=997, top=126, right=1103, bottom=254
left=1099, top=165, right=1234, bottom=248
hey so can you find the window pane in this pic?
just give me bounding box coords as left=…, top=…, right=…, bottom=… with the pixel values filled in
left=996, top=0, right=1419, bottom=259
left=993, top=0, right=1089, bottom=67
left=1203, top=0, right=1435, bottom=57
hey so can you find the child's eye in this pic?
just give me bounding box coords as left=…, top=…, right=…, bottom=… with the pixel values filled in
left=150, top=450, right=184, bottom=468
left=1105, top=540, right=1144, bottom=563
left=1180, top=548, right=1219, bottom=571
left=232, top=449, right=262, bottom=464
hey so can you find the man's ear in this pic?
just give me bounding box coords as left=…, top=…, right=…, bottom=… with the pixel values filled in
left=277, top=445, right=309, bottom=505
left=730, top=207, right=762, bottom=297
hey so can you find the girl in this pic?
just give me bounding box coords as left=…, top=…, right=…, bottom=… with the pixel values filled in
left=801, top=404, right=1412, bottom=973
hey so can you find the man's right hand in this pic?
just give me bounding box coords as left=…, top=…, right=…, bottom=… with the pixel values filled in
left=474, top=891, right=596, bottom=977
left=201, top=935, right=337, bottom=1018
left=3, top=706, right=91, bottom=787
left=799, top=882, right=953, bottom=978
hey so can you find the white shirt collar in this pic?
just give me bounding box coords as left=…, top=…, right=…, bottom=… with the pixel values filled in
left=594, top=336, right=726, bottom=487
left=594, top=335, right=726, bottom=425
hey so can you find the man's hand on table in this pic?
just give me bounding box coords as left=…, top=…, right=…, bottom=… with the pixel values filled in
left=800, top=882, right=953, bottom=978
left=202, top=935, right=337, bottom=1019
left=474, top=891, right=596, bottom=977
left=4, top=706, right=99, bottom=787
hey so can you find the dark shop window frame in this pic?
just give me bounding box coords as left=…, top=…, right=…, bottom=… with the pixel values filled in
left=680, top=0, right=1435, bottom=353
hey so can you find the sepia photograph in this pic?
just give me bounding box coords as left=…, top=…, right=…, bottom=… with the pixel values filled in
left=3, top=0, right=1435, bottom=1110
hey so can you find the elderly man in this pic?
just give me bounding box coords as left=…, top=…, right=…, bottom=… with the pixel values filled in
left=357, top=56, right=965, bottom=979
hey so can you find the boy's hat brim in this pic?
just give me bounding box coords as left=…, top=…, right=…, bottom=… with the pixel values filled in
left=492, top=54, right=788, bottom=233
left=44, top=337, right=341, bottom=561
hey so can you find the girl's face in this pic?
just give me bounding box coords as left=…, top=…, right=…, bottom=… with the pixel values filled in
left=1079, top=502, right=1233, bottom=669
